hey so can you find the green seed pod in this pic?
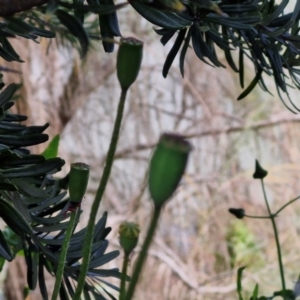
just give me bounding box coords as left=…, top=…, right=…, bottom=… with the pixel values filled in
left=119, top=222, right=140, bottom=255
left=69, top=162, right=90, bottom=203
left=148, top=133, right=192, bottom=208
left=117, top=37, right=143, bottom=91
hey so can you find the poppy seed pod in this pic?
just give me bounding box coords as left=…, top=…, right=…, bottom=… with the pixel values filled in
left=69, top=163, right=90, bottom=204
left=148, top=133, right=192, bottom=208
left=117, top=37, right=143, bottom=91
left=119, top=221, right=140, bottom=255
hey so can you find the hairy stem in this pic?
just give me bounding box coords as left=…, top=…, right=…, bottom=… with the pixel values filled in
left=51, top=210, right=77, bottom=300
left=125, top=207, right=161, bottom=300
left=119, top=253, right=130, bottom=300
left=73, top=88, right=128, bottom=300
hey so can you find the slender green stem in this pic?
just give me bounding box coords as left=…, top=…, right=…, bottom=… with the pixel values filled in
left=51, top=210, right=77, bottom=300
left=119, top=253, right=130, bottom=300
left=261, top=179, right=286, bottom=292
left=274, top=195, right=300, bottom=216
left=73, top=88, right=128, bottom=300
left=125, top=207, right=162, bottom=300
left=244, top=214, right=271, bottom=219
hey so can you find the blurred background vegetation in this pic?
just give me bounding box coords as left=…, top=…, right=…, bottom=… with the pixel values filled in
left=2, top=2, right=300, bottom=300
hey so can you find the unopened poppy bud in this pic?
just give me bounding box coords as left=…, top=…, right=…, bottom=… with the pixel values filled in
left=228, top=208, right=245, bottom=219
left=117, top=37, right=143, bottom=91
left=69, top=163, right=90, bottom=203
left=253, top=159, right=268, bottom=179
left=119, top=222, right=140, bottom=255
left=148, top=133, right=192, bottom=208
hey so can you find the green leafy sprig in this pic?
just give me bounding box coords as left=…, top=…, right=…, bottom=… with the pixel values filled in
left=0, top=82, right=122, bottom=300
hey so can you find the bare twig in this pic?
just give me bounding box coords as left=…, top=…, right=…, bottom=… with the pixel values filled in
left=101, top=114, right=300, bottom=163
left=185, top=114, right=300, bottom=138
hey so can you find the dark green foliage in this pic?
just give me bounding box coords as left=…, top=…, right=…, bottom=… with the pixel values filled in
left=97, top=0, right=121, bottom=53
left=55, top=9, right=89, bottom=57
left=131, top=0, right=300, bottom=110
left=1, top=1, right=300, bottom=108
left=0, top=229, right=13, bottom=261
left=0, top=83, right=121, bottom=299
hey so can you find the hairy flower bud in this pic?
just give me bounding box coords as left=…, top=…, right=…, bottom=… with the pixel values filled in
left=119, top=222, right=140, bottom=255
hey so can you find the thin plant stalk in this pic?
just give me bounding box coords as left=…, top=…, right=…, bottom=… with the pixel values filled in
left=51, top=209, right=78, bottom=300
left=119, top=253, right=130, bottom=300
left=274, top=195, right=300, bottom=216
left=244, top=214, right=271, bottom=219
left=125, top=207, right=162, bottom=300
left=73, top=88, right=128, bottom=300
left=261, top=179, right=286, bottom=292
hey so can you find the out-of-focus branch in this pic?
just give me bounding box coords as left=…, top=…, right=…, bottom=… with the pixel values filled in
left=0, top=0, right=49, bottom=16
left=103, top=113, right=300, bottom=162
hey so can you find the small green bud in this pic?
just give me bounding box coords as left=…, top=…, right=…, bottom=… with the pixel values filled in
left=148, top=133, right=192, bottom=208
left=228, top=208, right=245, bottom=219
left=117, top=37, right=143, bottom=91
left=119, top=222, right=140, bottom=255
left=69, top=163, right=90, bottom=203
left=253, top=159, right=268, bottom=179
